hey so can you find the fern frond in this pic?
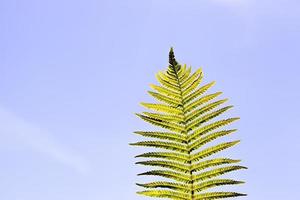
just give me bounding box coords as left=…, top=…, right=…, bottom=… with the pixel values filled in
left=132, top=48, right=246, bottom=199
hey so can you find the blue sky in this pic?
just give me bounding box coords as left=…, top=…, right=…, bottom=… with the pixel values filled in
left=1, top=0, right=300, bottom=199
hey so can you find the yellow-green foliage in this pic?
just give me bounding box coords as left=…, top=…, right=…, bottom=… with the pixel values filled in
left=131, top=48, right=246, bottom=200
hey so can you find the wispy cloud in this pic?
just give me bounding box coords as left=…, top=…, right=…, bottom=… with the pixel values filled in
left=0, top=106, right=91, bottom=174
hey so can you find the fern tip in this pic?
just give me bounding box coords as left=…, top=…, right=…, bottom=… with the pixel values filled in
left=137, top=172, right=146, bottom=176
left=133, top=131, right=143, bottom=135
left=136, top=191, right=146, bottom=195
left=238, top=166, right=248, bottom=170
left=149, top=84, right=155, bottom=89
left=223, top=98, right=229, bottom=102
left=136, top=183, right=147, bottom=188
left=169, top=47, right=178, bottom=67
left=140, top=102, right=152, bottom=109
left=232, top=117, right=240, bottom=121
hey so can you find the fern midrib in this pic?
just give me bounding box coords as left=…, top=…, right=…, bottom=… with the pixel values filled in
left=172, top=66, right=195, bottom=200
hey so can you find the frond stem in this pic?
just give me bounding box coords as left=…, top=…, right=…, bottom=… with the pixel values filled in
left=171, top=64, right=195, bottom=200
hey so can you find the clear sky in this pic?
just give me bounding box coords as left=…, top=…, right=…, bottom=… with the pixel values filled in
left=1, top=0, right=300, bottom=199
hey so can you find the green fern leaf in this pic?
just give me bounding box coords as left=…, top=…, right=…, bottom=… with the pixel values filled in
left=132, top=48, right=246, bottom=199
